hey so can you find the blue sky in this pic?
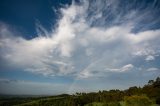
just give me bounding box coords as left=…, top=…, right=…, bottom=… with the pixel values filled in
left=0, top=0, right=160, bottom=95
left=0, top=0, right=73, bottom=39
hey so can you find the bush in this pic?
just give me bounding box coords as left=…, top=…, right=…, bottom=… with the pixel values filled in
left=124, top=95, right=153, bottom=106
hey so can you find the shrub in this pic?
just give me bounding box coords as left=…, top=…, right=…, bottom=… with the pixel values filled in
left=124, top=95, right=153, bottom=106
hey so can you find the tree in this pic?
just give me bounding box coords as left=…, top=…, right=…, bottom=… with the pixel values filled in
left=148, top=80, right=154, bottom=85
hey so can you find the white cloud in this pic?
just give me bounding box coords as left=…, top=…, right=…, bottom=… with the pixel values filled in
left=133, top=49, right=155, bottom=56
left=120, top=64, right=134, bottom=72
left=132, top=47, right=158, bottom=62
left=145, top=55, right=155, bottom=61
left=128, top=30, right=160, bottom=43
left=147, top=67, right=159, bottom=72
left=79, top=64, right=134, bottom=78
left=0, top=0, right=160, bottom=78
left=106, top=64, right=134, bottom=72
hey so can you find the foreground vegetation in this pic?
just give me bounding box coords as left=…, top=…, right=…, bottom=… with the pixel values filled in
left=0, top=77, right=160, bottom=106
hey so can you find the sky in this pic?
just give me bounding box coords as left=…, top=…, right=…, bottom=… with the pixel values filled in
left=0, top=0, right=160, bottom=95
